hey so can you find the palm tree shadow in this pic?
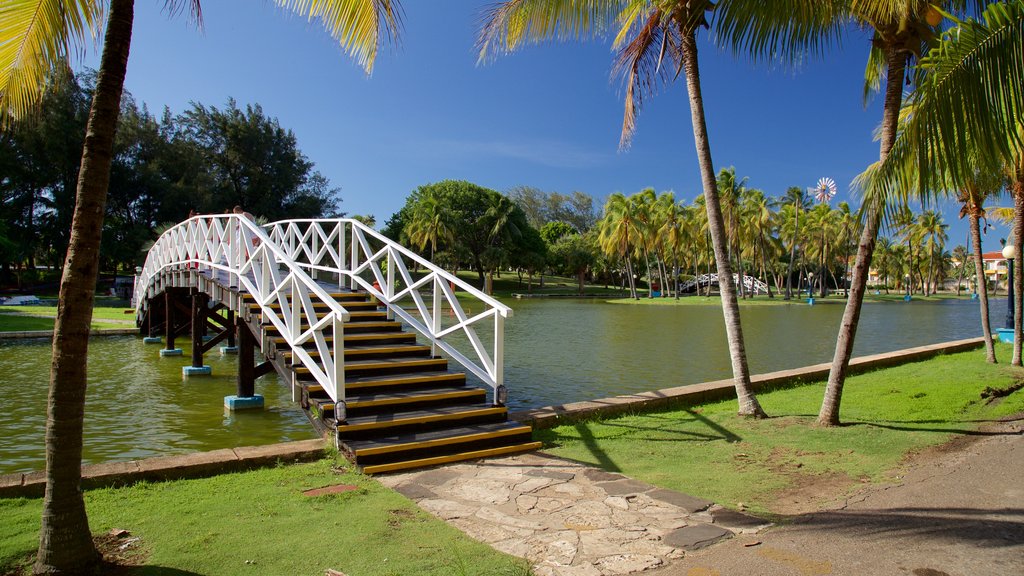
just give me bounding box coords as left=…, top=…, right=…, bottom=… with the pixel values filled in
left=546, top=409, right=743, bottom=472
left=127, top=566, right=205, bottom=575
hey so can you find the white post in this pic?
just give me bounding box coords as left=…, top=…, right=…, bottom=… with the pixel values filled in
left=333, top=314, right=345, bottom=404
left=338, top=221, right=347, bottom=290
left=432, top=276, right=442, bottom=357
left=349, top=224, right=359, bottom=291
left=386, top=249, right=395, bottom=320
left=311, top=224, right=319, bottom=281
left=493, top=313, right=504, bottom=395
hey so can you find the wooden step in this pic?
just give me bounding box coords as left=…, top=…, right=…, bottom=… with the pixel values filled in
left=242, top=291, right=368, bottom=302
left=346, top=386, right=486, bottom=412
left=359, top=442, right=543, bottom=475
left=281, top=343, right=431, bottom=363
left=346, top=371, right=467, bottom=393
left=346, top=421, right=533, bottom=459
left=262, top=319, right=402, bottom=337
left=271, top=330, right=415, bottom=348
left=292, top=357, right=449, bottom=380
left=337, top=404, right=507, bottom=439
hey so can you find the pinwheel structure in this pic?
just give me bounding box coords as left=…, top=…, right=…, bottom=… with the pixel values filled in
left=811, top=177, right=837, bottom=203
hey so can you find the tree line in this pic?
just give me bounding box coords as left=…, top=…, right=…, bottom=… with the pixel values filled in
left=0, top=69, right=340, bottom=287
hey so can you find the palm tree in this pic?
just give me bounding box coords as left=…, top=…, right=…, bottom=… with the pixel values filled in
left=717, top=167, right=749, bottom=298
left=951, top=244, right=969, bottom=295
left=479, top=0, right=848, bottom=416
left=779, top=186, right=811, bottom=299
left=744, top=188, right=776, bottom=298
left=406, top=189, right=453, bottom=261
left=918, top=210, right=948, bottom=294
left=655, top=192, right=686, bottom=298
left=817, top=0, right=968, bottom=427
left=0, top=1, right=401, bottom=572
left=599, top=192, right=640, bottom=299
left=860, top=2, right=1023, bottom=365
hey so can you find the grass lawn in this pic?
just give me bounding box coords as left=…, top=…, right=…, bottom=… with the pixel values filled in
left=0, top=460, right=528, bottom=576
left=537, top=345, right=1024, bottom=517
left=0, top=305, right=135, bottom=332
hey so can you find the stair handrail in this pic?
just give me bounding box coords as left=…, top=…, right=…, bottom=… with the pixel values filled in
left=265, top=218, right=513, bottom=401
left=134, top=215, right=351, bottom=403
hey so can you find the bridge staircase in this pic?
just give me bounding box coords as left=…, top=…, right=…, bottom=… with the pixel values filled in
left=246, top=289, right=538, bottom=474
left=135, top=216, right=538, bottom=475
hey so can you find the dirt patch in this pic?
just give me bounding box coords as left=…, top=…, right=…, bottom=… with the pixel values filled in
left=767, top=471, right=860, bottom=516
left=1, top=531, right=147, bottom=576
left=387, top=508, right=421, bottom=529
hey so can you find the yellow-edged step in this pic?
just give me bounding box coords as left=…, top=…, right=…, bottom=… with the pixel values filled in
left=353, top=425, right=532, bottom=457
left=339, top=406, right=506, bottom=433
left=346, top=388, right=484, bottom=410
left=360, top=442, right=543, bottom=474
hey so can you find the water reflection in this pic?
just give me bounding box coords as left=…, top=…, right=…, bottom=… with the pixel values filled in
left=0, top=336, right=313, bottom=474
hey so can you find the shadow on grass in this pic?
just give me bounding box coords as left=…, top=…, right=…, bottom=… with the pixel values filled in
left=128, top=566, right=205, bottom=575
left=541, top=410, right=743, bottom=471
left=784, top=507, right=1024, bottom=548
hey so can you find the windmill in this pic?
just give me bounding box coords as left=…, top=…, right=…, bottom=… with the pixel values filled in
left=810, top=177, right=837, bottom=203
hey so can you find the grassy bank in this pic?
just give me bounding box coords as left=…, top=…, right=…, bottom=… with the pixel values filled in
left=0, top=305, right=136, bottom=332
left=537, top=345, right=1024, bottom=516
left=0, top=460, right=527, bottom=576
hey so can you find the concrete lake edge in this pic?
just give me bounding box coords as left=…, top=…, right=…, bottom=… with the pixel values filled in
left=0, top=337, right=985, bottom=497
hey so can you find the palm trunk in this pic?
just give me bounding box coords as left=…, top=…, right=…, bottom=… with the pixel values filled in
left=818, top=46, right=905, bottom=426
left=1013, top=177, right=1024, bottom=365
left=36, top=1, right=134, bottom=573
left=969, top=211, right=997, bottom=362
left=680, top=32, right=764, bottom=418
left=785, top=206, right=799, bottom=299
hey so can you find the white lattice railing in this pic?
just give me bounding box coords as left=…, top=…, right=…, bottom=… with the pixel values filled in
left=266, top=218, right=513, bottom=399
left=134, top=215, right=351, bottom=402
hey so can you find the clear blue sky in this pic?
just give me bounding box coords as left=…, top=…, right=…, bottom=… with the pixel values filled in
left=81, top=0, right=1009, bottom=249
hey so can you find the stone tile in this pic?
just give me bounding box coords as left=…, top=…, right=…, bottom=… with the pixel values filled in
left=662, top=524, right=733, bottom=550
left=417, top=498, right=477, bottom=520
left=534, top=563, right=603, bottom=576
left=584, top=469, right=626, bottom=482
left=475, top=507, right=546, bottom=531
left=647, top=488, right=713, bottom=513
left=528, top=469, right=577, bottom=481
left=413, top=468, right=460, bottom=487
left=710, top=507, right=772, bottom=533
left=598, top=479, right=653, bottom=497
left=392, top=482, right=436, bottom=501
left=515, top=476, right=557, bottom=494
left=604, top=496, right=629, bottom=511
left=447, top=478, right=512, bottom=504
left=593, top=553, right=663, bottom=575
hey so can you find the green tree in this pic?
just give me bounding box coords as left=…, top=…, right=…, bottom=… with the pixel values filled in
left=550, top=233, right=598, bottom=294
left=0, top=1, right=401, bottom=572
left=539, top=220, right=577, bottom=245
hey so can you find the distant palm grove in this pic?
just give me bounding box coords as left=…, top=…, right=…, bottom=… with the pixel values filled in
left=385, top=176, right=970, bottom=300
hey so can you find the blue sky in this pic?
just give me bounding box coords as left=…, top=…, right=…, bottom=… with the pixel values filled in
left=81, top=0, right=1008, bottom=249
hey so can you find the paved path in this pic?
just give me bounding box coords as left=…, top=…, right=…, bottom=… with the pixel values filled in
left=647, top=418, right=1024, bottom=576
left=377, top=452, right=770, bottom=576
left=380, top=418, right=1023, bottom=576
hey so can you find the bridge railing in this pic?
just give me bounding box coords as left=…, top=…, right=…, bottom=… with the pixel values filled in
left=265, top=218, right=513, bottom=400
left=134, top=215, right=351, bottom=403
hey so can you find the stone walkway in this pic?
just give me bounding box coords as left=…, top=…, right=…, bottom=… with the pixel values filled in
left=376, top=452, right=770, bottom=576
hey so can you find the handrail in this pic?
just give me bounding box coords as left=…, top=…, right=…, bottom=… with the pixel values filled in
left=265, top=218, right=512, bottom=399
left=134, top=215, right=350, bottom=403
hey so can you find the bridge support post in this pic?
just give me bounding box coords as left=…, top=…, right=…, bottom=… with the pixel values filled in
left=142, top=298, right=161, bottom=344
left=184, top=291, right=212, bottom=377
left=219, top=310, right=238, bottom=354
left=225, top=319, right=265, bottom=410
left=159, top=290, right=183, bottom=357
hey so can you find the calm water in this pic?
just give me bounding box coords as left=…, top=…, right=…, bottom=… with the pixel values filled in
left=0, top=297, right=998, bottom=474
left=0, top=337, right=314, bottom=474
left=498, top=297, right=998, bottom=411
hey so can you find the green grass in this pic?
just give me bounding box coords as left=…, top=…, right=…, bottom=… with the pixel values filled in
left=538, top=346, right=1024, bottom=516
left=0, top=460, right=529, bottom=576
left=0, top=306, right=135, bottom=332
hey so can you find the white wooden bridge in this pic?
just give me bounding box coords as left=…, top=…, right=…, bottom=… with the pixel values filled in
left=133, top=215, right=538, bottom=473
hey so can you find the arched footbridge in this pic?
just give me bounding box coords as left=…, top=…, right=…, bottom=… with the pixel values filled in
left=679, top=273, right=770, bottom=295
left=134, top=216, right=540, bottom=474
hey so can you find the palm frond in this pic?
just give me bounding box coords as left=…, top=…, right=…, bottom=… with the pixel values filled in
left=477, top=0, right=627, bottom=62
left=712, top=0, right=846, bottom=66
left=275, top=0, right=402, bottom=74
left=0, top=0, right=103, bottom=123
left=866, top=0, right=1024, bottom=201
left=612, top=7, right=674, bottom=150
